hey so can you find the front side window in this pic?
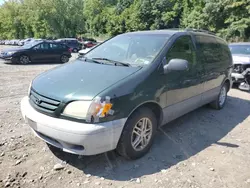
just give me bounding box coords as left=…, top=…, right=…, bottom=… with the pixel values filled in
left=50, top=43, right=63, bottom=49
left=85, top=34, right=170, bottom=67
left=34, top=43, right=50, bottom=50
left=166, top=35, right=196, bottom=65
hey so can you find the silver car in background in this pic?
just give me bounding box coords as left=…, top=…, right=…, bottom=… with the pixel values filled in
left=229, top=43, right=250, bottom=91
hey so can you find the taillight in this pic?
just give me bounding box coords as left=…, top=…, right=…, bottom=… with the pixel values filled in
left=68, top=48, right=73, bottom=52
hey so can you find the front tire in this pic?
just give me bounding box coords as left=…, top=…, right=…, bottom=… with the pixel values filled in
left=116, top=107, right=157, bottom=160
left=210, top=83, right=228, bottom=110
left=19, top=55, right=30, bottom=64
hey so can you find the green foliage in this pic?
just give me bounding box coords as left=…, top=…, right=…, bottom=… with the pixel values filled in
left=0, top=0, right=249, bottom=41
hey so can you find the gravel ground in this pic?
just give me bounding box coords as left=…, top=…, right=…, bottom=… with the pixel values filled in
left=0, top=45, right=250, bottom=188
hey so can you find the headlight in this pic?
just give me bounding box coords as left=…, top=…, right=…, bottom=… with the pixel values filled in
left=7, top=51, right=16, bottom=56
left=63, top=96, right=114, bottom=122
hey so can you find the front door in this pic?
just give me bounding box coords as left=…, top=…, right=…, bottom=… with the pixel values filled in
left=161, top=35, right=205, bottom=124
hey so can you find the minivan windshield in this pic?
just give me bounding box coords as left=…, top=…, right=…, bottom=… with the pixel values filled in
left=229, top=45, right=250, bottom=55
left=84, top=34, right=170, bottom=66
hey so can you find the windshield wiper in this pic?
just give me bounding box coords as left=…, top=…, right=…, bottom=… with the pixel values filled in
left=92, top=57, right=130, bottom=67
left=81, top=57, right=103, bottom=64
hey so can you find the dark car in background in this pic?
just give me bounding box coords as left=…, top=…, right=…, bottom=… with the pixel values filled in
left=21, top=29, right=232, bottom=159
left=0, top=40, right=71, bottom=64
left=229, top=43, right=250, bottom=90
left=55, top=38, right=82, bottom=53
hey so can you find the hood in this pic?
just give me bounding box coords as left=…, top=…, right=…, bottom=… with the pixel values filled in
left=232, top=54, right=250, bottom=65
left=32, top=60, right=141, bottom=102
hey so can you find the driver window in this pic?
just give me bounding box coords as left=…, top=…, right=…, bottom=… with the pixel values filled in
left=166, top=36, right=196, bottom=66
left=34, top=43, right=49, bottom=50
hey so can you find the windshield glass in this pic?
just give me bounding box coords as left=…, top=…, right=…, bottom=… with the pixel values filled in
left=22, top=41, right=41, bottom=48
left=84, top=34, right=170, bottom=66
left=229, top=45, right=250, bottom=55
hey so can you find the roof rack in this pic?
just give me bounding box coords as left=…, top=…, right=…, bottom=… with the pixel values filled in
left=185, top=28, right=216, bottom=35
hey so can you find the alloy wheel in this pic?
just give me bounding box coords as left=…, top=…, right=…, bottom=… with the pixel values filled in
left=219, top=85, right=227, bottom=107
left=61, top=55, right=69, bottom=63
left=131, top=118, right=153, bottom=151
left=20, top=55, right=30, bottom=64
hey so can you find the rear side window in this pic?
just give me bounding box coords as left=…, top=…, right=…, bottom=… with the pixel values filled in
left=215, top=38, right=232, bottom=63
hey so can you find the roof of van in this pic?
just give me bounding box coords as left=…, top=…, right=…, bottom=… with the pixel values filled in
left=125, top=29, right=216, bottom=36
left=125, top=29, right=181, bottom=35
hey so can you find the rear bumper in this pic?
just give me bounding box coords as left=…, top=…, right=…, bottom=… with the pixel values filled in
left=21, top=96, right=127, bottom=155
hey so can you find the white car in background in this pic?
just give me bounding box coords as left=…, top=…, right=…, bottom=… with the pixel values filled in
left=78, top=47, right=93, bottom=57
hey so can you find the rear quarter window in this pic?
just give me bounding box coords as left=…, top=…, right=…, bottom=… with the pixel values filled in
left=195, top=35, right=231, bottom=65
left=215, top=38, right=232, bottom=64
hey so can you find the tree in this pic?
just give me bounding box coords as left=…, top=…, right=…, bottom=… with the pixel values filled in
left=0, top=0, right=249, bottom=41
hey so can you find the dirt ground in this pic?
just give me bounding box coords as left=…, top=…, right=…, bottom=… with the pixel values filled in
left=0, top=45, right=250, bottom=188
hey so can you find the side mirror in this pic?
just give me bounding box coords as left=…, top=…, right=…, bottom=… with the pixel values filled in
left=163, top=59, right=189, bottom=74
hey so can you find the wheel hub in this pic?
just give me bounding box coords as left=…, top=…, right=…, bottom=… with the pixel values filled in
left=131, top=118, right=153, bottom=151
left=219, top=86, right=226, bottom=106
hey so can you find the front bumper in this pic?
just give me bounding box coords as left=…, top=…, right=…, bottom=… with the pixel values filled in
left=0, top=55, right=12, bottom=61
left=21, top=96, right=127, bottom=155
left=231, top=72, right=244, bottom=83
left=0, top=55, right=18, bottom=63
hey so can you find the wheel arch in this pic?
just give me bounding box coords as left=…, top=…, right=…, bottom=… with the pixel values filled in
left=18, top=53, right=30, bottom=58
left=223, top=78, right=231, bottom=92
left=126, top=101, right=163, bottom=127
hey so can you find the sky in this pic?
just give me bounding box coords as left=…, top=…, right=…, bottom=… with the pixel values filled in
left=0, top=0, right=5, bottom=5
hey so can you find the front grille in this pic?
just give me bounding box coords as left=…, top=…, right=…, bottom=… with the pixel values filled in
left=29, top=89, right=60, bottom=114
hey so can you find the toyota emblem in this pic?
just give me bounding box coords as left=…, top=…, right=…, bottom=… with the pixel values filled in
left=35, top=98, right=41, bottom=104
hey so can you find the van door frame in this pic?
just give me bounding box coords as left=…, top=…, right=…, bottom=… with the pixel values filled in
left=158, top=32, right=206, bottom=125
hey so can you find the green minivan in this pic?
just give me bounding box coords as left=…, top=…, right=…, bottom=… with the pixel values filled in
left=21, top=29, right=232, bottom=159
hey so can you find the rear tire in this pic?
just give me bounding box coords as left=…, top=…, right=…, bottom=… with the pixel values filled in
left=60, top=55, right=69, bottom=63
left=116, top=107, right=157, bottom=160
left=210, top=83, right=228, bottom=110
left=19, top=55, right=30, bottom=64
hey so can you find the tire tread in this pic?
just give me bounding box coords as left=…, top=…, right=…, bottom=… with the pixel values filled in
left=116, top=107, right=156, bottom=160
